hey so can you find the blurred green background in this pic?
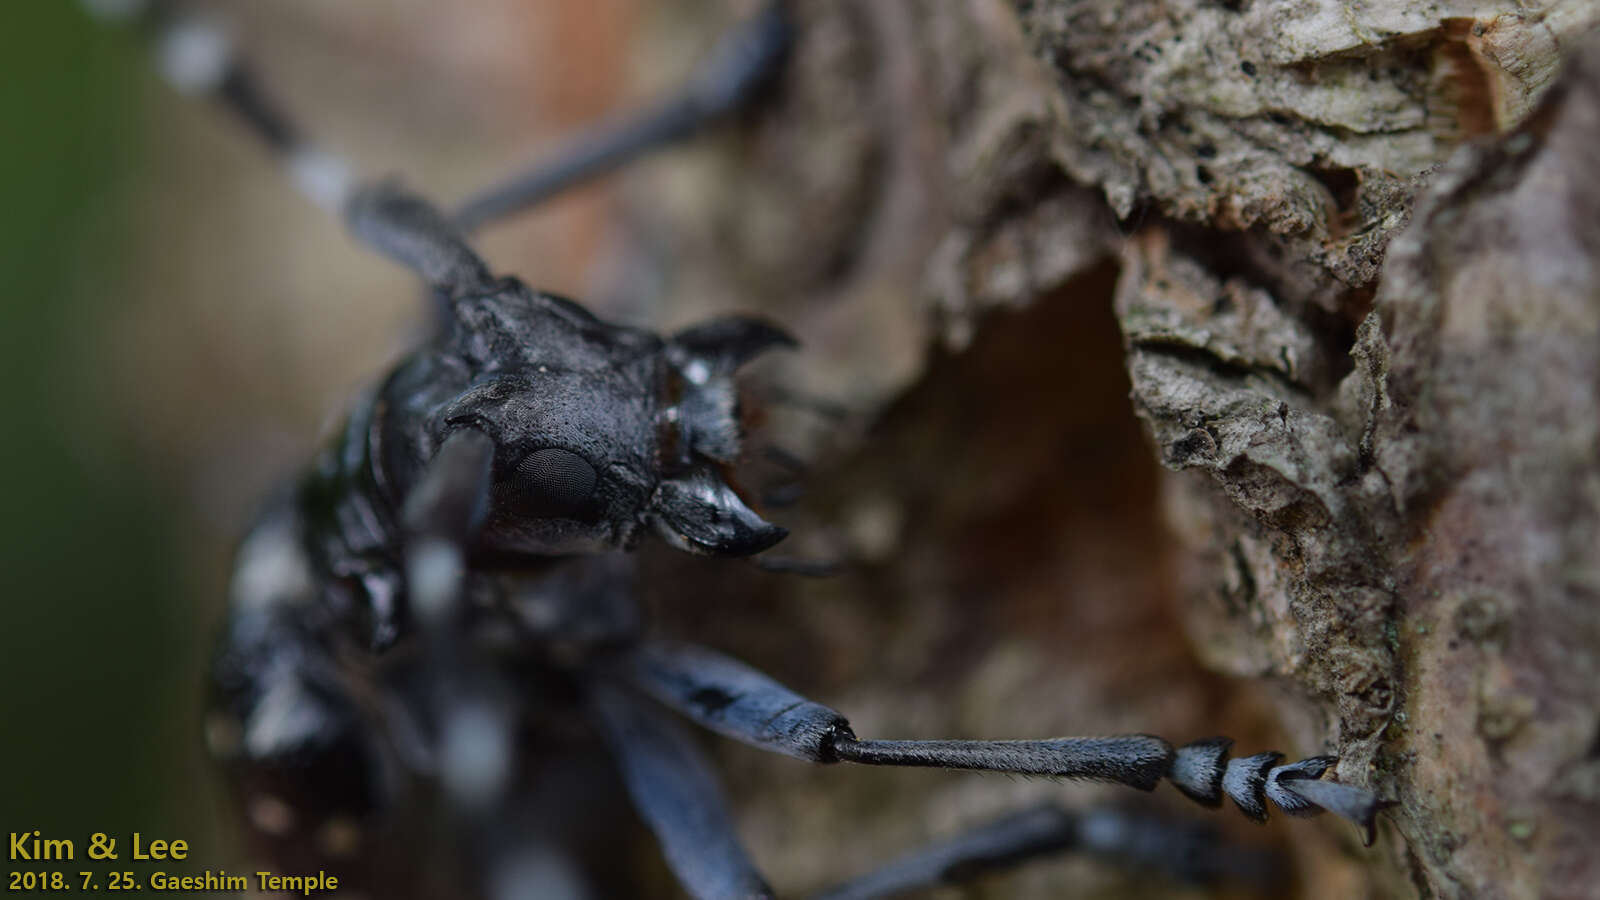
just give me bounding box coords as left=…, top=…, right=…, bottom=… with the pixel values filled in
left=0, top=0, right=205, bottom=860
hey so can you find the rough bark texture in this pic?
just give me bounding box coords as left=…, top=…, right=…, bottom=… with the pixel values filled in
left=625, top=2, right=1600, bottom=898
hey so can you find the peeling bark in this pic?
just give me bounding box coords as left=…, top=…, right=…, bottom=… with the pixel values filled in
left=1107, top=21, right=1600, bottom=900
left=632, top=2, right=1600, bottom=897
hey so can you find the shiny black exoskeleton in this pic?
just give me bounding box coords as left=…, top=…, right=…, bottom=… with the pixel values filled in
left=198, top=188, right=1380, bottom=900
left=206, top=187, right=797, bottom=896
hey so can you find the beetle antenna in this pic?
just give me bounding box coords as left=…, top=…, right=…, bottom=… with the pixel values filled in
left=87, top=0, right=792, bottom=295
left=453, top=0, right=794, bottom=231
left=82, top=0, right=356, bottom=214
left=86, top=1, right=516, bottom=296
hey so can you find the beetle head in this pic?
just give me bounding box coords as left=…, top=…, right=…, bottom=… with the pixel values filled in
left=408, top=281, right=793, bottom=558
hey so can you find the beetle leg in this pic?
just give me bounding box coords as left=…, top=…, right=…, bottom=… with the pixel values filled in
left=588, top=682, right=774, bottom=900
left=400, top=427, right=495, bottom=624
left=88, top=1, right=503, bottom=297
left=809, top=804, right=1282, bottom=900
left=80, top=0, right=355, bottom=213
left=209, top=513, right=402, bottom=847
left=614, top=640, right=1173, bottom=787
left=395, top=426, right=524, bottom=818
left=452, top=0, right=794, bottom=231
left=615, top=641, right=1385, bottom=842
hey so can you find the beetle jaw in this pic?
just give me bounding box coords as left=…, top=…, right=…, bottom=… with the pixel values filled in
left=647, top=466, right=787, bottom=557
left=646, top=315, right=795, bottom=557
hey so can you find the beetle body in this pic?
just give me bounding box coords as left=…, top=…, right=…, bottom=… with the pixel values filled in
left=206, top=256, right=794, bottom=896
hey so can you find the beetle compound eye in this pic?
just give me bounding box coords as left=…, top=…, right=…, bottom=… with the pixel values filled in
left=512, top=448, right=598, bottom=518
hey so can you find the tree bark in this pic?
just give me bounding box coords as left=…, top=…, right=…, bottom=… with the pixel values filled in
left=631, top=2, right=1600, bottom=897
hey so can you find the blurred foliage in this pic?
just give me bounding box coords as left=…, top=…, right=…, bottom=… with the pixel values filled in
left=0, top=0, right=214, bottom=856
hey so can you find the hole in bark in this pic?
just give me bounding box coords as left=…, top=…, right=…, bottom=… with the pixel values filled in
left=1309, top=165, right=1361, bottom=233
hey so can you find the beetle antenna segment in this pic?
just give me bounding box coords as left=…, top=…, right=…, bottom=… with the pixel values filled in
left=90, top=2, right=498, bottom=294
left=84, top=0, right=496, bottom=295
left=589, top=683, right=776, bottom=900
left=452, top=0, right=794, bottom=231
left=88, top=0, right=789, bottom=294
left=345, top=184, right=497, bottom=297
left=79, top=0, right=356, bottom=213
